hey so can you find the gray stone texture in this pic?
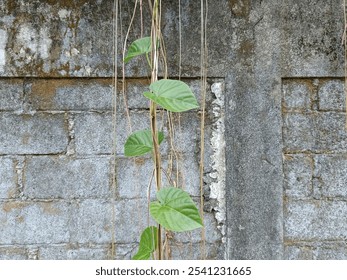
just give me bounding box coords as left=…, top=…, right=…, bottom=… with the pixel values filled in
left=318, top=79, right=345, bottom=112
left=313, top=155, right=347, bottom=199
left=0, top=247, right=28, bottom=260
left=24, top=156, right=111, bottom=199
left=0, top=112, right=68, bottom=154
left=74, top=112, right=113, bottom=155
left=285, top=242, right=347, bottom=260
left=282, top=80, right=313, bottom=111
left=0, top=79, right=23, bottom=111
left=283, top=112, right=347, bottom=153
left=0, top=157, right=16, bottom=198
left=69, top=199, right=112, bottom=244
left=0, top=201, right=70, bottom=244
left=0, top=0, right=346, bottom=260
left=27, top=79, right=113, bottom=111
left=39, top=245, right=110, bottom=260
left=285, top=200, right=347, bottom=241
left=283, top=154, right=312, bottom=199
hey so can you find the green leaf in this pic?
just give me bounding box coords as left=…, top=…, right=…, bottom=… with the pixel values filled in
left=132, top=226, right=158, bottom=260
left=143, top=79, right=199, bottom=112
left=150, top=187, right=203, bottom=232
left=124, top=129, right=164, bottom=157
left=124, top=37, right=151, bottom=63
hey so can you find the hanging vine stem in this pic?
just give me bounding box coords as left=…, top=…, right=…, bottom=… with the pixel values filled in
left=111, top=0, right=119, bottom=260
left=150, top=0, right=163, bottom=260
left=122, top=0, right=140, bottom=133
left=123, top=0, right=203, bottom=261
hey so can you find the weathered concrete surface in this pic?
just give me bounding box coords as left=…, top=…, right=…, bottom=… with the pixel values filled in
left=0, top=0, right=231, bottom=77
left=225, top=0, right=284, bottom=259
left=0, top=201, right=70, bottom=244
left=0, top=79, right=23, bottom=110
left=0, top=0, right=346, bottom=260
left=24, top=156, right=111, bottom=199
left=282, top=77, right=347, bottom=259
left=285, top=200, right=347, bottom=241
left=0, top=112, right=68, bottom=154
left=0, top=157, right=16, bottom=198
left=0, top=74, right=222, bottom=259
left=281, top=1, right=344, bottom=77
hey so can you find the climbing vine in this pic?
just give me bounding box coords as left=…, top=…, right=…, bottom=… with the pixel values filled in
left=122, top=1, right=204, bottom=260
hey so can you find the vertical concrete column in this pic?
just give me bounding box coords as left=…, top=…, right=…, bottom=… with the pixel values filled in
left=225, top=0, right=284, bottom=259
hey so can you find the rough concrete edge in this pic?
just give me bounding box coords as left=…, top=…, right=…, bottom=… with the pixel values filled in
left=209, top=81, right=226, bottom=256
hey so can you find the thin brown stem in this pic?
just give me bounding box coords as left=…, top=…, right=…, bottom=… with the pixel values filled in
left=150, top=0, right=163, bottom=260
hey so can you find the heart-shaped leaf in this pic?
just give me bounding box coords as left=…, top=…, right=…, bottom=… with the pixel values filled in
left=144, top=79, right=199, bottom=112
left=124, top=129, right=164, bottom=157
left=132, top=226, right=158, bottom=260
left=150, top=187, right=203, bottom=232
left=124, top=37, right=151, bottom=63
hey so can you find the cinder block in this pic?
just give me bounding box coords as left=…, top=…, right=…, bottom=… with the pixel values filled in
left=39, top=245, right=109, bottom=260
left=318, top=79, right=345, bottom=111
left=74, top=111, right=163, bottom=155
left=0, top=201, right=70, bottom=244
left=0, top=157, right=16, bottom=198
left=282, top=80, right=312, bottom=111
left=116, top=154, right=200, bottom=199
left=176, top=154, right=203, bottom=196
left=283, top=112, right=347, bottom=152
left=24, top=156, right=111, bottom=199
left=74, top=112, right=113, bottom=155
left=284, top=200, right=347, bottom=241
left=70, top=199, right=112, bottom=244
left=313, top=155, right=347, bottom=198
left=0, top=113, right=68, bottom=154
left=121, top=79, right=150, bottom=109
left=28, top=79, right=113, bottom=111
left=0, top=79, right=23, bottom=111
left=116, top=157, right=157, bottom=199
left=172, top=112, right=200, bottom=154
left=114, top=199, right=154, bottom=243
left=283, top=154, right=312, bottom=198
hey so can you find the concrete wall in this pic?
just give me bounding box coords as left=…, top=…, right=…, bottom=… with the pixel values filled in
left=0, top=0, right=346, bottom=259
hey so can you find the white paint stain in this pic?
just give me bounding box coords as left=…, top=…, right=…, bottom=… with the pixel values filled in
left=16, top=24, right=52, bottom=62
left=0, top=29, right=7, bottom=72
left=18, top=25, right=37, bottom=53
left=58, top=9, right=71, bottom=19
left=210, top=82, right=226, bottom=240
left=39, top=27, right=52, bottom=60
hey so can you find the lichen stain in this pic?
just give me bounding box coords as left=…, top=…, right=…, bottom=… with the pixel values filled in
left=2, top=202, right=27, bottom=213
left=30, top=79, right=74, bottom=108
left=39, top=202, right=61, bottom=215
left=239, top=40, right=254, bottom=56
left=6, top=1, right=19, bottom=14
left=134, top=158, right=146, bottom=166
left=229, top=0, right=250, bottom=17
left=21, top=132, right=31, bottom=145
left=16, top=216, right=25, bottom=223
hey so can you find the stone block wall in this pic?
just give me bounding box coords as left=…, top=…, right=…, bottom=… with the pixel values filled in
left=0, top=77, right=225, bottom=259
left=283, top=78, right=347, bottom=259
left=1, top=0, right=347, bottom=260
